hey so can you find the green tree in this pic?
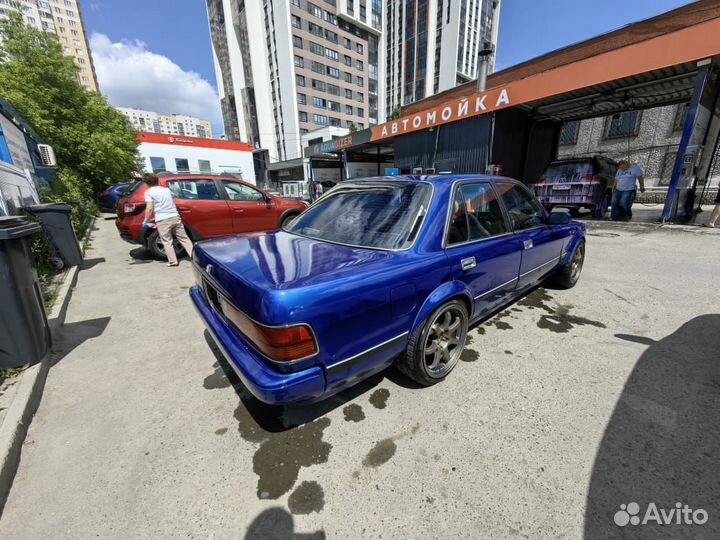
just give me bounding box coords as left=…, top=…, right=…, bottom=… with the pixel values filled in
left=389, top=107, right=401, bottom=120
left=0, top=11, right=138, bottom=194
left=349, top=123, right=358, bottom=133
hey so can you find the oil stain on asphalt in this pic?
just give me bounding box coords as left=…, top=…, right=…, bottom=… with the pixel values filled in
left=288, top=481, right=325, bottom=515
left=460, top=349, right=479, bottom=362
left=343, top=403, right=365, bottom=422
left=203, top=363, right=231, bottom=390
left=363, top=438, right=397, bottom=467
left=518, top=288, right=606, bottom=333
left=231, top=402, right=333, bottom=500
left=369, top=388, right=390, bottom=409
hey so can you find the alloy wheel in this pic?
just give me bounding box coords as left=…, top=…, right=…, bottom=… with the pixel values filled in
left=423, top=306, right=467, bottom=379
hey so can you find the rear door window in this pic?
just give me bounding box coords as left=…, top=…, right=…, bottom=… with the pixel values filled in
left=167, top=179, right=221, bottom=200
left=222, top=181, right=265, bottom=201
left=447, top=183, right=508, bottom=245
left=496, top=183, right=545, bottom=231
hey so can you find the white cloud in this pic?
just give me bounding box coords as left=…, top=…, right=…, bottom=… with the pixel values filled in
left=90, top=33, right=223, bottom=135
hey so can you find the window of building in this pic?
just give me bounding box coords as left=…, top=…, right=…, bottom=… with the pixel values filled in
left=291, top=0, right=300, bottom=5
left=313, top=96, right=327, bottom=108
left=291, top=15, right=301, bottom=28
left=672, top=102, right=690, bottom=132
left=307, top=2, right=322, bottom=17
left=310, top=41, right=324, bottom=56
left=311, top=61, right=325, bottom=74
left=296, top=74, right=306, bottom=86
left=329, top=117, right=341, bottom=127
left=294, top=55, right=304, bottom=68
left=345, top=105, right=353, bottom=115
left=297, top=93, right=307, bottom=105
left=327, top=83, right=340, bottom=96
left=329, top=101, right=340, bottom=112
left=327, top=66, right=340, bottom=78
left=355, top=59, right=363, bottom=71
left=359, top=5, right=366, bottom=19
left=357, top=123, right=364, bottom=129
left=325, top=29, right=338, bottom=43
left=323, top=10, right=337, bottom=24
left=175, top=158, right=190, bottom=173
left=356, top=43, right=364, bottom=54
left=344, top=72, right=352, bottom=83
left=559, top=121, right=580, bottom=145
left=357, top=108, right=364, bottom=117
left=496, top=183, right=544, bottom=231
left=356, top=76, right=364, bottom=87
left=344, top=55, right=352, bottom=66
left=356, top=92, right=364, bottom=102
left=300, top=128, right=309, bottom=135
left=314, top=114, right=328, bottom=125
left=150, top=157, right=166, bottom=173
left=343, top=37, right=351, bottom=49
left=198, top=160, right=212, bottom=173
left=299, top=111, right=308, bottom=122
left=345, top=89, right=353, bottom=99
left=312, top=79, right=326, bottom=91
left=604, top=111, right=642, bottom=139
left=293, top=35, right=303, bottom=48
left=71, top=29, right=78, bottom=36
left=659, top=151, right=677, bottom=185
left=446, top=183, right=508, bottom=245
left=325, top=48, right=338, bottom=61
left=309, top=22, right=323, bottom=37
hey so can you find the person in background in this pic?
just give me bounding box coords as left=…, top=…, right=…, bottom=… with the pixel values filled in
left=703, top=189, right=720, bottom=228
left=142, top=174, right=194, bottom=267
left=611, top=160, right=645, bottom=221
left=315, top=181, right=324, bottom=199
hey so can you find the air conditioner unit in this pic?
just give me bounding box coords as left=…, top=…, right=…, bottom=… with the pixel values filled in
left=425, top=168, right=436, bottom=174
left=412, top=168, right=423, bottom=174
left=37, top=144, right=57, bottom=167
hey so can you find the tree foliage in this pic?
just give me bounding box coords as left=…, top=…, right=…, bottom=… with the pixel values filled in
left=0, top=12, right=138, bottom=193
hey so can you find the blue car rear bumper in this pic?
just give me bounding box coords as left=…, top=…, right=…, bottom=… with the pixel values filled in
left=189, top=285, right=326, bottom=404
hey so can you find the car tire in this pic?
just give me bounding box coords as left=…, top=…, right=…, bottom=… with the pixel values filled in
left=552, top=239, right=585, bottom=289
left=147, top=230, right=183, bottom=260
left=280, top=213, right=298, bottom=229
left=398, top=299, right=469, bottom=386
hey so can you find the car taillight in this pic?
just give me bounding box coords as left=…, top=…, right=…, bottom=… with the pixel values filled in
left=219, top=297, right=318, bottom=362
left=123, top=201, right=146, bottom=215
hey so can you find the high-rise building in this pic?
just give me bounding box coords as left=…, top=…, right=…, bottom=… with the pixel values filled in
left=116, top=107, right=214, bottom=139
left=0, top=0, right=99, bottom=91
left=385, top=0, right=500, bottom=116
left=207, top=0, right=384, bottom=163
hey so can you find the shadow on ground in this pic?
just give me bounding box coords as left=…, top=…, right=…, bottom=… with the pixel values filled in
left=80, top=257, right=105, bottom=270
left=245, top=508, right=325, bottom=539
left=584, top=314, right=720, bottom=539
left=50, top=317, right=111, bottom=367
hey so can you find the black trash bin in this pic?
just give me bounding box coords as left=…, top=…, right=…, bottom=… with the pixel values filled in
left=24, top=203, right=83, bottom=268
left=0, top=216, right=51, bottom=369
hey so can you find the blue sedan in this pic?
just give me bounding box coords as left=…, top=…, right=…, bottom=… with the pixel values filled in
left=190, top=175, right=586, bottom=404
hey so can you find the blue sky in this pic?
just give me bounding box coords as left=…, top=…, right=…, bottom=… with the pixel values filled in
left=82, top=0, right=695, bottom=134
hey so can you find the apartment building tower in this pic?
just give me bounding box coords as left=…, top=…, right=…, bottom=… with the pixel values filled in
left=117, top=107, right=213, bottom=139
left=207, top=0, right=384, bottom=162
left=0, top=0, right=99, bottom=91
left=385, top=0, right=500, bottom=115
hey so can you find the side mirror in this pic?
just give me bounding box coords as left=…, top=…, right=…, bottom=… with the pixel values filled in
left=548, top=211, right=571, bottom=226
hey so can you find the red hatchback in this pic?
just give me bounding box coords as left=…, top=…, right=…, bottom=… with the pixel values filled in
left=115, top=174, right=307, bottom=259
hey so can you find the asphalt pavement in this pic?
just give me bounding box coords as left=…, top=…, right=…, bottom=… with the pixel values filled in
left=0, top=216, right=718, bottom=539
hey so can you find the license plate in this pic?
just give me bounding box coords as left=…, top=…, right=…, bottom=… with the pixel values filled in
left=553, top=185, right=571, bottom=191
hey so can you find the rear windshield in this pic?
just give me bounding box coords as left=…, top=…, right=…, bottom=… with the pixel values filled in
left=127, top=181, right=145, bottom=195
left=285, top=180, right=432, bottom=250
left=543, top=162, right=594, bottom=181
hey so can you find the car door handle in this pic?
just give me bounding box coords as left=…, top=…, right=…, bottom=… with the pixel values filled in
left=233, top=209, right=245, bottom=213
left=461, top=257, right=476, bottom=271
left=523, top=239, right=533, bottom=250
left=177, top=207, right=190, bottom=213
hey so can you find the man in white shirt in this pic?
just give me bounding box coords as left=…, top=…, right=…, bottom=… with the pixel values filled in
left=611, top=161, right=645, bottom=221
left=142, top=174, right=194, bottom=267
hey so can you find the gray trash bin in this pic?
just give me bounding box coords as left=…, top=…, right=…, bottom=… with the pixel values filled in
left=23, top=203, right=83, bottom=268
left=0, top=216, right=51, bottom=369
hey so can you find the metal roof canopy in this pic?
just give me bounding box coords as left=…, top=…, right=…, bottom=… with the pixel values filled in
left=519, top=61, right=700, bottom=122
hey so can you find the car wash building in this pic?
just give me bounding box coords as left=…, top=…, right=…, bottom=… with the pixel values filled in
left=304, top=1, right=720, bottom=223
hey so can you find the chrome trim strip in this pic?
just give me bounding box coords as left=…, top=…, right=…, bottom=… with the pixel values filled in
left=473, top=277, right=519, bottom=300
left=327, top=331, right=410, bottom=374
left=519, top=256, right=561, bottom=279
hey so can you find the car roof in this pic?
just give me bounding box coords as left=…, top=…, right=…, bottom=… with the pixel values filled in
left=348, top=174, right=522, bottom=186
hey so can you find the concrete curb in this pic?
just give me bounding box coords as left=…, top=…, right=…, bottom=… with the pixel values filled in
left=0, top=216, right=94, bottom=513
